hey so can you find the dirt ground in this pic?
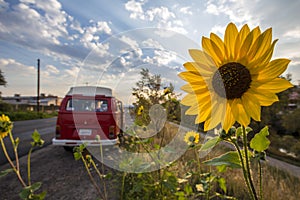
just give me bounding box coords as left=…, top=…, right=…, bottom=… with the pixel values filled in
left=0, top=145, right=119, bottom=200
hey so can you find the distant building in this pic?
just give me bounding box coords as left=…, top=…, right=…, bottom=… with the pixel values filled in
left=287, top=84, right=300, bottom=110
left=2, top=94, right=62, bottom=106
left=1, top=94, right=62, bottom=111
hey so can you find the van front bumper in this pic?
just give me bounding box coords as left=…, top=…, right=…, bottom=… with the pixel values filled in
left=52, top=138, right=118, bottom=146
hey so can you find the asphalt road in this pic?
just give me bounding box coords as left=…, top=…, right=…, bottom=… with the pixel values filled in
left=0, top=117, right=57, bottom=165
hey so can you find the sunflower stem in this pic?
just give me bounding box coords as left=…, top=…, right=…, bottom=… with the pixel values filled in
left=27, top=147, right=33, bottom=186
left=242, top=126, right=258, bottom=200
left=81, top=155, right=104, bottom=199
left=1, top=137, right=26, bottom=187
left=258, top=159, right=263, bottom=200
left=231, top=139, right=253, bottom=200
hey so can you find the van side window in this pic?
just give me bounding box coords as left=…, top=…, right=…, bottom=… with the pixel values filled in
left=66, top=99, right=74, bottom=111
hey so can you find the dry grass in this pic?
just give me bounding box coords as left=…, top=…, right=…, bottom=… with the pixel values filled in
left=159, top=123, right=300, bottom=199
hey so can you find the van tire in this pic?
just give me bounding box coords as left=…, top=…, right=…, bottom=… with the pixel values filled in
left=118, top=132, right=125, bottom=145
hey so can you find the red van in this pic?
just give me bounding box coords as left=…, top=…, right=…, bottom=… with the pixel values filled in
left=52, top=86, right=123, bottom=149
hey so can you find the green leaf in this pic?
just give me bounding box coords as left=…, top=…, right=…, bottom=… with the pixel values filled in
left=73, top=152, right=82, bottom=160
left=245, top=127, right=253, bottom=134
left=250, top=126, right=270, bottom=152
left=203, top=151, right=242, bottom=168
left=236, top=127, right=242, bottom=138
left=19, top=183, right=46, bottom=200
left=216, top=165, right=227, bottom=173
left=19, top=187, right=31, bottom=199
left=218, top=177, right=227, bottom=193
left=31, top=130, right=44, bottom=147
left=34, top=191, right=47, bottom=200
left=200, top=136, right=220, bottom=151
left=29, top=182, right=42, bottom=192
left=0, top=168, right=14, bottom=177
left=184, top=184, right=193, bottom=195
left=175, top=191, right=186, bottom=199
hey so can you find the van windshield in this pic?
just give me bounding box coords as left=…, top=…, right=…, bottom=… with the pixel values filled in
left=66, top=99, right=108, bottom=112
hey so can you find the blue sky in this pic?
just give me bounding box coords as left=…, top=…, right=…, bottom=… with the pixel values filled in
left=1, top=0, right=300, bottom=104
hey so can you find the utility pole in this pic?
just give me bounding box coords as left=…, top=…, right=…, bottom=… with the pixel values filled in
left=37, top=59, right=40, bottom=113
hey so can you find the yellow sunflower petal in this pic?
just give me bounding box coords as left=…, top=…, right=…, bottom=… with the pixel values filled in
left=248, top=28, right=272, bottom=62
left=248, top=88, right=279, bottom=106
left=178, top=71, right=205, bottom=83
left=210, top=33, right=225, bottom=55
left=255, top=78, right=294, bottom=93
left=188, top=49, right=214, bottom=66
left=234, top=24, right=250, bottom=58
left=251, top=26, right=261, bottom=43
left=181, top=93, right=197, bottom=106
left=181, top=84, right=194, bottom=93
left=186, top=102, right=199, bottom=115
left=248, top=39, right=278, bottom=72
left=202, top=36, right=223, bottom=66
left=211, top=98, right=226, bottom=126
left=253, top=59, right=290, bottom=81
left=241, top=92, right=261, bottom=121
left=196, top=99, right=212, bottom=123
left=222, top=101, right=236, bottom=132
left=224, top=22, right=238, bottom=60
left=239, top=30, right=255, bottom=62
left=238, top=26, right=262, bottom=63
left=183, top=62, right=214, bottom=77
left=181, top=83, right=208, bottom=94
left=231, top=98, right=250, bottom=127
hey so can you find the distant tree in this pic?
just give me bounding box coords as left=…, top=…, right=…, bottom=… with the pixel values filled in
left=0, top=69, right=7, bottom=86
left=282, top=108, right=300, bottom=135
left=132, top=68, right=181, bottom=125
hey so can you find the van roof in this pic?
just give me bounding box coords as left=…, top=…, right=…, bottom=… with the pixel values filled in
left=66, top=86, right=113, bottom=97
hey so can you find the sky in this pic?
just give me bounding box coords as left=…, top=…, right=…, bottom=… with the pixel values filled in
left=1, top=0, right=300, bottom=105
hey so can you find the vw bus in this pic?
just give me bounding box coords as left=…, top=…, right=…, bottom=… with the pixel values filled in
left=52, top=86, right=123, bottom=149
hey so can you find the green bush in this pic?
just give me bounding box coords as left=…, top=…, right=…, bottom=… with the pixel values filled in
left=291, top=141, right=300, bottom=158
left=282, top=108, right=300, bottom=134
left=0, top=111, right=57, bottom=121
left=0, top=101, right=13, bottom=112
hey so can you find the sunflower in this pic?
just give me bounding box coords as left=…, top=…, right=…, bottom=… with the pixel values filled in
left=0, top=114, right=13, bottom=139
left=179, top=22, right=293, bottom=132
left=184, top=131, right=200, bottom=146
left=137, top=105, right=144, bottom=115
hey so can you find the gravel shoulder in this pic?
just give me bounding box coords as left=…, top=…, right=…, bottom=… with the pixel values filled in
left=0, top=145, right=119, bottom=200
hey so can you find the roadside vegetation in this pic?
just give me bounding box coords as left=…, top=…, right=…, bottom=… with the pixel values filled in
left=0, top=101, right=57, bottom=121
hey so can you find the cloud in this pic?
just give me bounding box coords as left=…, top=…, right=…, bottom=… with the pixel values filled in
left=0, top=0, right=113, bottom=65
left=80, top=21, right=112, bottom=50
left=0, top=58, right=36, bottom=95
left=142, top=38, right=164, bottom=49
left=45, top=64, right=60, bottom=75
left=179, top=7, right=193, bottom=15
left=0, top=0, right=8, bottom=11
left=205, top=0, right=257, bottom=26
left=124, top=0, right=187, bottom=34
left=124, top=0, right=145, bottom=20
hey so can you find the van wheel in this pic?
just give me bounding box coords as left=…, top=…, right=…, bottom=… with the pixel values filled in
left=118, top=133, right=125, bottom=145
left=63, top=146, right=74, bottom=152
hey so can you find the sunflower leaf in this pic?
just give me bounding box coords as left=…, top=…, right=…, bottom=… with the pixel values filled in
left=203, top=151, right=241, bottom=168
left=250, top=126, right=270, bottom=152
left=200, top=136, right=220, bottom=151
left=0, top=168, right=14, bottom=177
